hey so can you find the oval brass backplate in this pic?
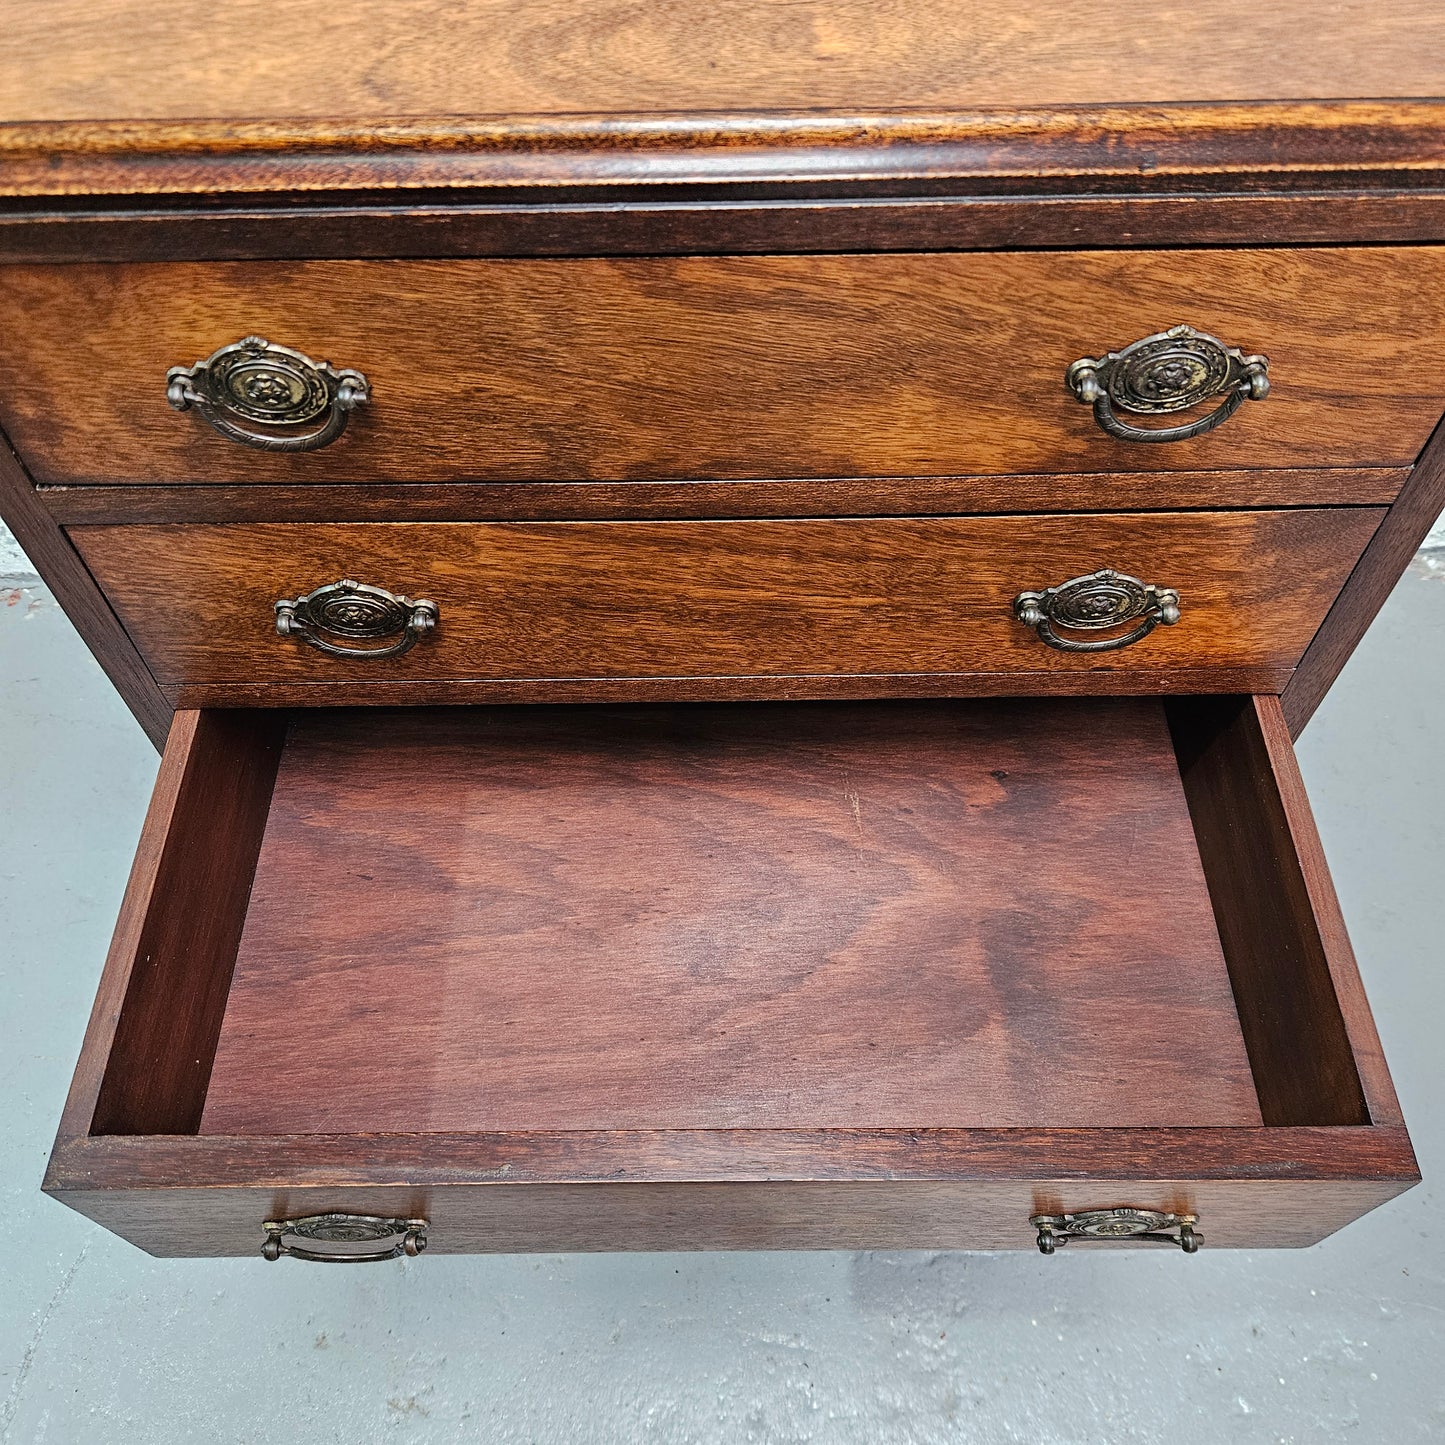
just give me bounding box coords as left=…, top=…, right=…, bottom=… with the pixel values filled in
left=166, top=336, right=369, bottom=452
left=1030, top=1209, right=1201, bottom=1254
left=1013, top=569, right=1181, bottom=652
left=274, top=579, right=439, bottom=660
left=261, top=1214, right=429, bottom=1262
left=1067, top=324, right=1269, bottom=443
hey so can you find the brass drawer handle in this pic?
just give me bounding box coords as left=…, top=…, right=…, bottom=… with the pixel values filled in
left=166, top=335, right=369, bottom=452
left=1067, top=324, right=1269, bottom=444
left=1013, top=569, right=1180, bottom=652
left=262, top=1213, right=428, bottom=1263
left=276, top=579, right=438, bottom=660
left=1031, top=1210, right=1201, bottom=1255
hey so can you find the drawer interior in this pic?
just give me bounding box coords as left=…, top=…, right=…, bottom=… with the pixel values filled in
left=85, top=697, right=1371, bottom=1141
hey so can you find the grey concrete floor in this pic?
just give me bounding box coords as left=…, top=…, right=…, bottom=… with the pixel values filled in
left=1, top=557, right=1443, bottom=1445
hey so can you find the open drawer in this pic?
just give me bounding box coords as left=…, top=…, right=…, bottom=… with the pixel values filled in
left=45, top=695, right=1416, bottom=1259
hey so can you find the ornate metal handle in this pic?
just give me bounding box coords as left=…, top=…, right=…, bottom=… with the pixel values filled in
left=1067, top=324, right=1269, bottom=443
left=1013, top=569, right=1180, bottom=652
left=1031, top=1209, right=1201, bottom=1255
left=262, top=1213, right=428, bottom=1263
left=276, top=579, right=438, bottom=660
left=167, top=336, right=369, bottom=452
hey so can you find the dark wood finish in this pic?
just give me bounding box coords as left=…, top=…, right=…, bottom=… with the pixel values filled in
left=0, top=428, right=168, bottom=745
left=1284, top=416, right=1445, bottom=734
left=70, top=511, right=1383, bottom=692
left=200, top=702, right=1259, bottom=1135
left=44, top=696, right=1417, bottom=1256
left=7, top=103, right=1445, bottom=266
left=89, top=711, right=285, bottom=1135
left=1169, top=697, right=1373, bottom=1127
left=38, top=469, right=1408, bottom=525
left=4, top=7, right=1444, bottom=125
left=10, top=195, right=1445, bottom=268
left=4, top=251, right=1445, bottom=486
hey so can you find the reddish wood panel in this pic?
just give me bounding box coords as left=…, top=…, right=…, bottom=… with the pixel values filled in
left=199, top=701, right=1260, bottom=1134
left=1249, top=697, right=1404, bottom=1127
left=70, top=511, right=1383, bottom=689
left=52, top=1121, right=1418, bottom=1191
left=51, top=712, right=206, bottom=1145
left=3, top=3, right=1443, bottom=123
left=4, top=251, right=1445, bottom=485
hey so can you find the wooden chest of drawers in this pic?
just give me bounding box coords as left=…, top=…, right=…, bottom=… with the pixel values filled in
left=3, top=0, right=1444, bottom=1263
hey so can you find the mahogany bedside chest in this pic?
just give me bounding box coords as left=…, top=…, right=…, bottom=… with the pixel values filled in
left=3, top=1, right=1443, bottom=1263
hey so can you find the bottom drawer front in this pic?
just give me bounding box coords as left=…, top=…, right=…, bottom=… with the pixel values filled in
left=46, top=696, right=1416, bottom=1257
left=69, top=510, right=1382, bottom=691
left=50, top=1171, right=1412, bottom=1259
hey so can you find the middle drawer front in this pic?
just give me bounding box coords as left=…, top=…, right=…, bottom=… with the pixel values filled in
left=72, top=509, right=1380, bottom=696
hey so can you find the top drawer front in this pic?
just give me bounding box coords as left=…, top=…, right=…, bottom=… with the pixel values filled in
left=1, top=248, right=1443, bottom=488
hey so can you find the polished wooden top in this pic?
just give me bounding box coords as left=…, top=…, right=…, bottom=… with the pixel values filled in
left=4, top=0, right=1444, bottom=123
left=1, top=1, right=1443, bottom=200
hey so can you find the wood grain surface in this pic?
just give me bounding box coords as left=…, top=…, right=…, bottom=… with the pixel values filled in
left=53, top=1122, right=1419, bottom=1192
left=4, top=250, right=1445, bottom=485
left=0, top=429, right=168, bottom=745
left=12, top=0, right=1434, bottom=1260
left=198, top=701, right=1259, bottom=1134
left=70, top=511, right=1383, bottom=691
left=1247, top=697, right=1404, bottom=1128
left=1284, top=415, right=1445, bottom=735
left=4, top=103, right=1445, bottom=201
left=50, top=712, right=206, bottom=1146
left=3, top=3, right=1443, bottom=123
